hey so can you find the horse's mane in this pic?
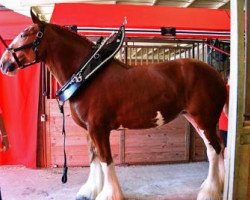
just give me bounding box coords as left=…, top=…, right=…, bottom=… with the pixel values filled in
left=49, top=23, right=132, bottom=70
left=50, top=23, right=94, bottom=48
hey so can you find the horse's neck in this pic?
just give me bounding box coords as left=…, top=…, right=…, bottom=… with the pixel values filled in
left=44, top=26, right=93, bottom=85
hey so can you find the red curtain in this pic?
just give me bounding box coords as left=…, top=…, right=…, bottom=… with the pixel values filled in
left=0, top=42, right=40, bottom=168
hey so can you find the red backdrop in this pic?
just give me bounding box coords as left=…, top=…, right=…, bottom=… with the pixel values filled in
left=0, top=11, right=40, bottom=168
left=51, top=3, right=230, bottom=39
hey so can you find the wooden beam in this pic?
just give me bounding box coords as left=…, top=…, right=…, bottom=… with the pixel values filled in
left=223, top=0, right=250, bottom=199
left=245, top=0, right=250, bottom=120
left=151, top=0, right=158, bottom=5
left=214, top=0, right=230, bottom=9
left=183, top=0, right=196, bottom=8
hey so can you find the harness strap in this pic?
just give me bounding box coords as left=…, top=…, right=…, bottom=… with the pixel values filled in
left=0, top=27, right=44, bottom=69
left=0, top=35, right=9, bottom=48
left=56, top=99, right=68, bottom=184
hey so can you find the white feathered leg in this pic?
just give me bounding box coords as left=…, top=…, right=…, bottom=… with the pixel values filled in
left=183, top=114, right=223, bottom=200
left=76, top=159, right=104, bottom=200
left=96, top=162, right=124, bottom=200
left=197, top=133, right=223, bottom=200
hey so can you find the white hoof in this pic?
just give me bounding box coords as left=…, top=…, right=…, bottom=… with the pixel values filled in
left=197, top=190, right=221, bottom=200
left=95, top=189, right=124, bottom=200
left=197, top=179, right=221, bottom=200
left=96, top=162, right=124, bottom=200
left=76, top=160, right=104, bottom=200
left=76, top=182, right=102, bottom=200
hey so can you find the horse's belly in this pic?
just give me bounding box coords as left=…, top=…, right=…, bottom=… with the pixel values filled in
left=117, top=109, right=177, bottom=130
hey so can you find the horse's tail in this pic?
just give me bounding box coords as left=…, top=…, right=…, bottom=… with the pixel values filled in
left=222, top=85, right=229, bottom=118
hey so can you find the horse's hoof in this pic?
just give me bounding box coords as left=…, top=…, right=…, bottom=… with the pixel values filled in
left=75, top=196, right=92, bottom=200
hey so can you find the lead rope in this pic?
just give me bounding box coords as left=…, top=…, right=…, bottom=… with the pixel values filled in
left=56, top=99, right=68, bottom=184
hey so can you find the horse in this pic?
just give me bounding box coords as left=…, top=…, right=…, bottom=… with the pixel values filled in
left=0, top=11, right=227, bottom=200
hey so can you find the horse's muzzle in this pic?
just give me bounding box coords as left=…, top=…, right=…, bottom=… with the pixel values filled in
left=0, top=60, right=17, bottom=75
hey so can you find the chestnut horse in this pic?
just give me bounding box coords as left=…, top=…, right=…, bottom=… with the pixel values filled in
left=0, top=11, right=226, bottom=200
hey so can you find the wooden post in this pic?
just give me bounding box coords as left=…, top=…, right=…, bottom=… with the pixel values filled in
left=223, top=0, right=250, bottom=199
left=119, top=128, right=125, bottom=164
left=245, top=0, right=250, bottom=120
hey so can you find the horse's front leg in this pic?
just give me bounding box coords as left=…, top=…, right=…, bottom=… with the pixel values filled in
left=76, top=135, right=104, bottom=200
left=90, top=126, right=124, bottom=200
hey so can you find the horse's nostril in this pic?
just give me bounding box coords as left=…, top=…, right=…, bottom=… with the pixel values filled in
left=0, top=62, right=4, bottom=72
left=8, top=64, right=16, bottom=72
left=0, top=60, right=16, bottom=74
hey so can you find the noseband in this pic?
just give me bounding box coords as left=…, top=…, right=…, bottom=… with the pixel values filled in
left=0, top=26, right=44, bottom=69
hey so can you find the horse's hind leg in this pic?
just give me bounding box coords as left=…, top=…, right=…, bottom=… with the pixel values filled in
left=197, top=128, right=224, bottom=200
left=76, top=135, right=104, bottom=200
left=184, top=115, right=224, bottom=200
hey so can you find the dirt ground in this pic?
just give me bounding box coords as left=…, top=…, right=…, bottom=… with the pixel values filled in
left=0, top=162, right=208, bottom=200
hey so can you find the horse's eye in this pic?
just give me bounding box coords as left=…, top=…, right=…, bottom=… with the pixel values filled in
left=20, top=34, right=26, bottom=39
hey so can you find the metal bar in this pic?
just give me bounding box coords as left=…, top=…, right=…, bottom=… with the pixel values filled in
left=140, top=48, right=143, bottom=65
left=135, top=47, right=137, bottom=66
left=119, top=47, right=123, bottom=63
left=205, top=42, right=230, bottom=56
left=129, top=47, right=132, bottom=65
left=197, top=42, right=200, bottom=60
left=123, top=44, right=193, bottom=49
left=157, top=48, right=159, bottom=63
left=124, top=42, right=128, bottom=65
left=163, top=49, right=166, bottom=61
left=202, top=42, right=205, bottom=62
left=192, top=44, right=195, bottom=59
left=161, top=48, right=164, bottom=62
left=152, top=48, right=155, bottom=64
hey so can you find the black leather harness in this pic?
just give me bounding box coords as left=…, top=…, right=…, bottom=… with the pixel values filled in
left=56, top=24, right=125, bottom=102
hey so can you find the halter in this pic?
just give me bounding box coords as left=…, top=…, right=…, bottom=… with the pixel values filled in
left=0, top=26, right=45, bottom=69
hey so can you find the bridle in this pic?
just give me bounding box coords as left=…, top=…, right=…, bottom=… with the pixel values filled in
left=0, top=26, right=45, bottom=69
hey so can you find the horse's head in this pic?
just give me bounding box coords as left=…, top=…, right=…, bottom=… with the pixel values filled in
left=0, top=10, right=46, bottom=76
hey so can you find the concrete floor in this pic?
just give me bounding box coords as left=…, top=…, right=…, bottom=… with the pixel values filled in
left=0, top=162, right=208, bottom=200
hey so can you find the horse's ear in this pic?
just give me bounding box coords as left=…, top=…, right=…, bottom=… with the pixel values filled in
left=30, top=8, right=44, bottom=25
